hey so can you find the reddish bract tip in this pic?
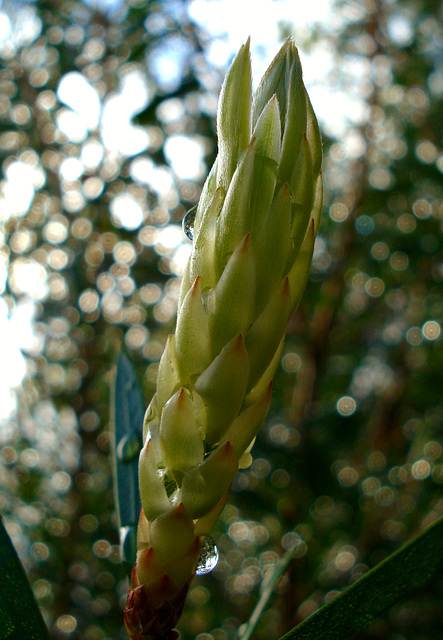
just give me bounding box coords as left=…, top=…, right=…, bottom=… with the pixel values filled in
left=175, top=502, right=188, bottom=517
left=140, top=545, right=155, bottom=562
left=177, top=388, right=186, bottom=405
left=241, top=234, right=250, bottom=252
left=223, top=440, right=233, bottom=454
left=173, top=502, right=192, bottom=522
left=233, top=333, right=246, bottom=352
left=138, top=508, right=150, bottom=527
left=282, top=276, right=291, bottom=297
left=191, top=276, right=201, bottom=295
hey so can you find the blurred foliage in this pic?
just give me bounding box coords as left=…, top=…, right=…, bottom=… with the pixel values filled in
left=0, top=1, right=441, bottom=640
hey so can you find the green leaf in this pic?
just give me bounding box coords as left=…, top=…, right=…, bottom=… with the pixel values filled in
left=279, top=515, right=443, bottom=640
left=111, top=351, right=145, bottom=572
left=0, top=517, right=49, bottom=640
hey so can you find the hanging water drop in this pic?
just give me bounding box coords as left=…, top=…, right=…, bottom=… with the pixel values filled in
left=182, top=205, right=197, bottom=241
left=117, top=433, right=142, bottom=463
left=195, top=535, right=219, bottom=575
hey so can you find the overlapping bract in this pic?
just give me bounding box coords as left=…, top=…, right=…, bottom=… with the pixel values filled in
left=124, top=37, right=322, bottom=639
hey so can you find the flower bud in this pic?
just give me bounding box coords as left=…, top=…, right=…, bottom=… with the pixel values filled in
left=125, top=37, right=322, bottom=639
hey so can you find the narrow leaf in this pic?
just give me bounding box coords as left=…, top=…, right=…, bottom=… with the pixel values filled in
left=111, top=352, right=145, bottom=568
left=281, top=515, right=443, bottom=640
left=0, top=517, right=50, bottom=640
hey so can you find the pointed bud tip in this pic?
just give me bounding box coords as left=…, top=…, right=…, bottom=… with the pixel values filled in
left=223, top=440, right=233, bottom=454
left=283, top=276, right=291, bottom=297
left=191, top=275, right=201, bottom=294
left=285, top=36, right=300, bottom=57
left=176, top=502, right=186, bottom=515
left=137, top=546, right=156, bottom=573
left=248, top=136, right=258, bottom=152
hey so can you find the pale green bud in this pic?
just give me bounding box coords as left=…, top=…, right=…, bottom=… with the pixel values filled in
left=216, top=38, right=252, bottom=192
left=215, top=140, right=256, bottom=274
left=175, top=275, right=211, bottom=382
left=245, top=276, right=291, bottom=390
left=159, top=388, right=204, bottom=481
left=126, top=37, right=322, bottom=639
left=179, top=441, right=238, bottom=518
left=156, top=334, right=180, bottom=416
left=253, top=182, right=292, bottom=313
left=193, top=157, right=218, bottom=240
left=190, top=187, right=225, bottom=289
left=139, top=439, right=170, bottom=522
left=248, top=95, right=281, bottom=234
left=211, top=233, right=256, bottom=353
left=253, top=94, right=282, bottom=165
left=221, top=381, right=273, bottom=458
left=143, top=34, right=322, bottom=530
left=149, top=503, right=199, bottom=567
left=194, top=333, right=250, bottom=446
left=252, top=39, right=307, bottom=186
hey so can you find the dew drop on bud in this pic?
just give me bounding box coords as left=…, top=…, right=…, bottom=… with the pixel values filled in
left=117, top=433, right=142, bottom=463
left=195, top=535, right=219, bottom=575
left=182, top=205, right=197, bottom=241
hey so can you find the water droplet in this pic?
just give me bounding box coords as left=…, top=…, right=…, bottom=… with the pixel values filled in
left=195, top=536, right=219, bottom=575
left=183, top=205, right=197, bottom=241
left=117, top=433, right=142, bottom=463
